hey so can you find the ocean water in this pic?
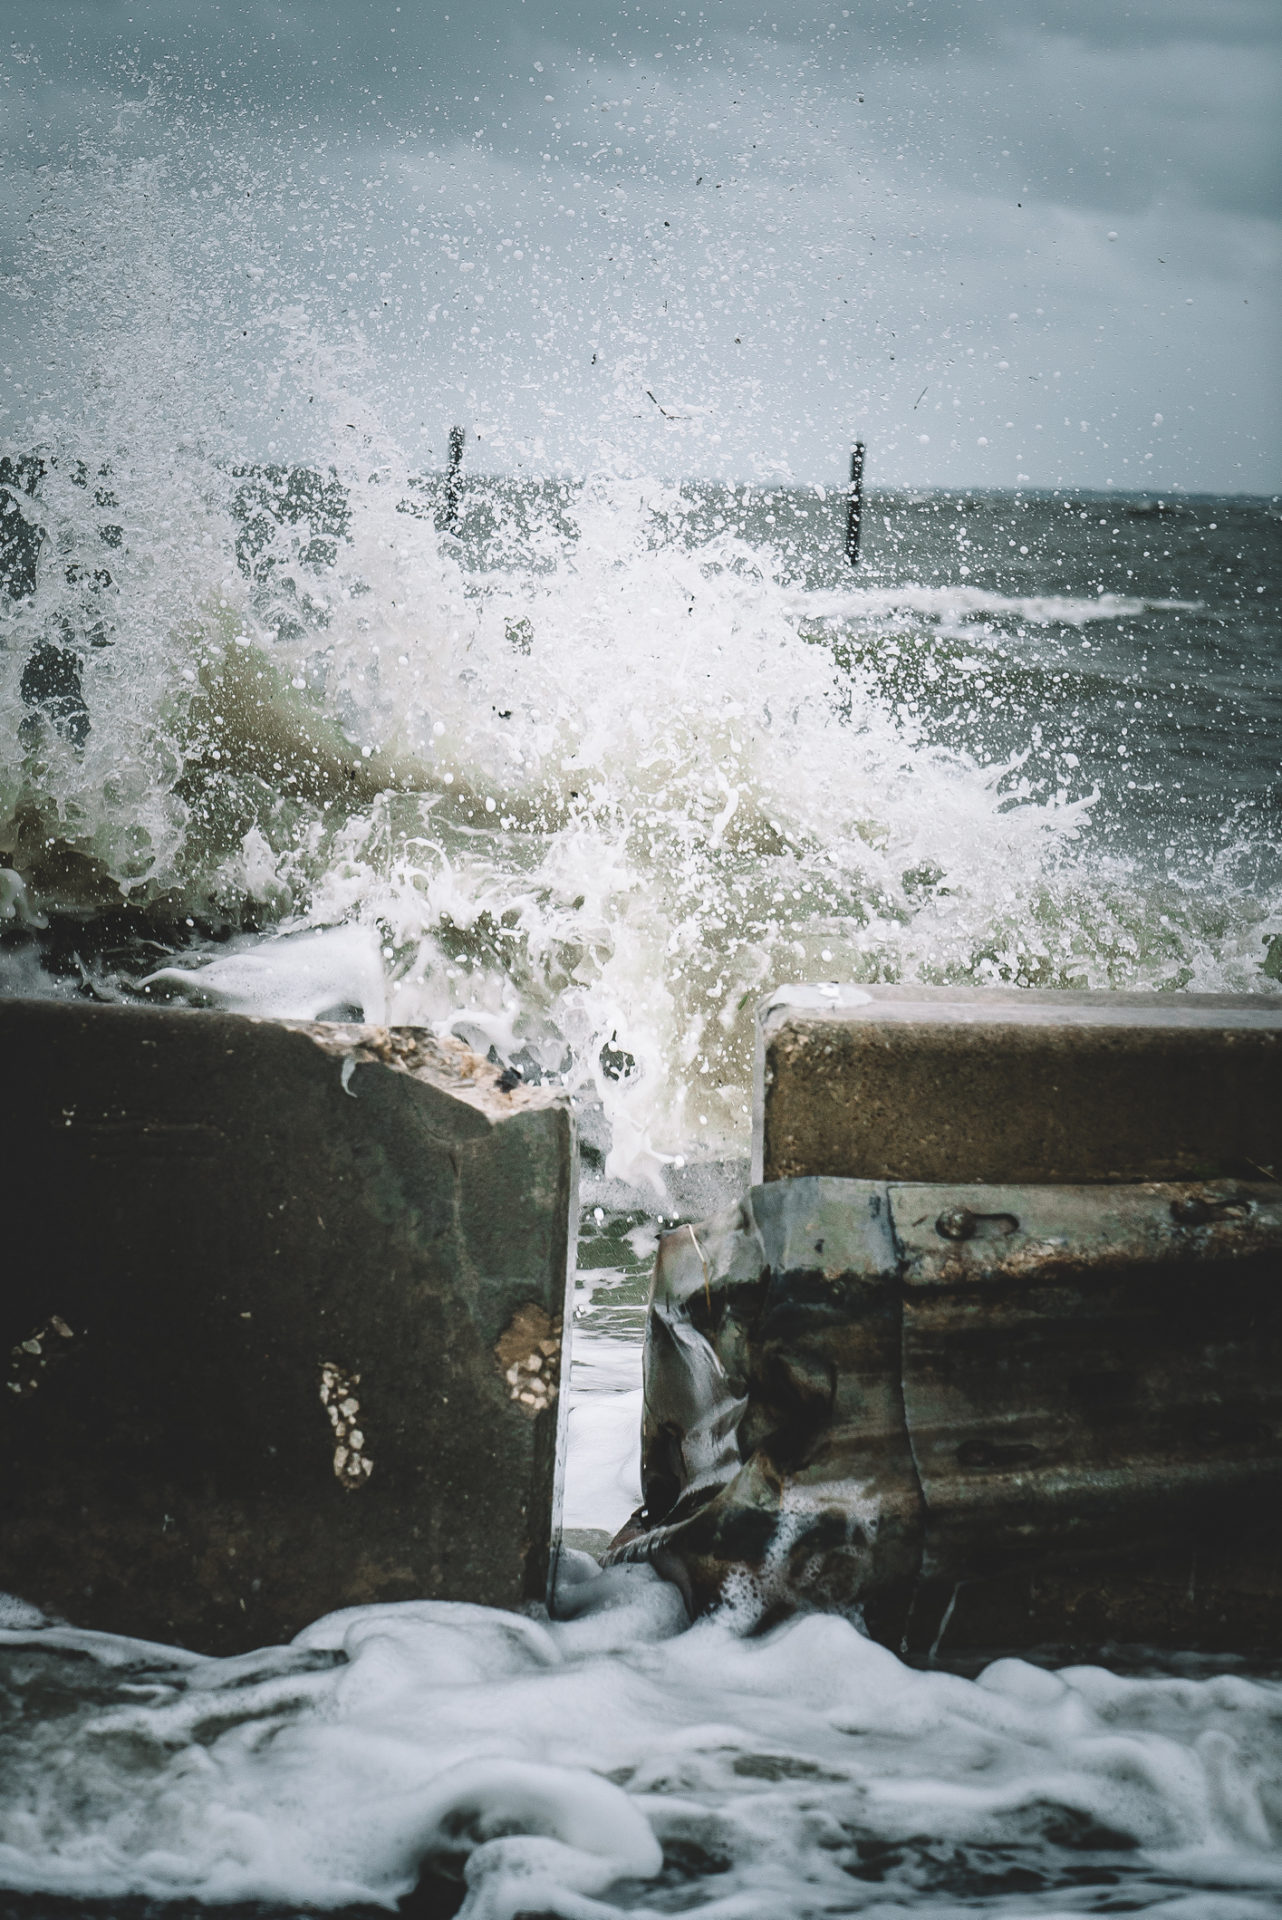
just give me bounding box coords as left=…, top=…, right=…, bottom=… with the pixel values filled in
left=4, top=457, right=1281, bottom=1917
left=4, top=189, right=1282, bottom=1914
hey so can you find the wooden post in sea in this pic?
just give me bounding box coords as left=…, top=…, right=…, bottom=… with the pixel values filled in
left=845, top=442, right=864, bottom=565
left=444, top=424, right=465, bottom=530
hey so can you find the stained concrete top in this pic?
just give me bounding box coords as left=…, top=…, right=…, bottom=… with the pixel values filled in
left=760, top=982, right=1282, bottom=1032
left=754, top=984, right=1282, bottom=1186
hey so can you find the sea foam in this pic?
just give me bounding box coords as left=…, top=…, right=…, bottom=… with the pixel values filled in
left=2, top=1561, right=1280, bottom=1917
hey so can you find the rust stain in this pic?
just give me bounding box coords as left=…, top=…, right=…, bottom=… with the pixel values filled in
left=494, top=1303, right=561, bottom=1417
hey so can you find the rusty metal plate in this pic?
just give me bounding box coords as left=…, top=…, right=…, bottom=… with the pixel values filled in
left=891, top=1180, right=1282, bottom=1653
left=613, top=1178, right=924, bottom=1634
left=614, top=1172, right=1282, bottom=1657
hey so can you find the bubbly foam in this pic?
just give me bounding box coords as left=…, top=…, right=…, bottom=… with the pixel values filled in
left=2, top=1574, right=1280, bottom=1916
left=144, top=923, right=388, bottom=1023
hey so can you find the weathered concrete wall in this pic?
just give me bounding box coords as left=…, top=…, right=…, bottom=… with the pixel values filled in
left=754, top=985, right=1282, bottom=1187
left=609, top=1176, right=1282, bottom=1657
left=0, top=999, right=577, bottom=1653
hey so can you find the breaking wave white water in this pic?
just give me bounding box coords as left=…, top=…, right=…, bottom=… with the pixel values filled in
left=7, top=445, right=1276, bottom=1191
left=4, top=135, right=1279, bottom=1192
left=788, top=585, right=1205, bottom=626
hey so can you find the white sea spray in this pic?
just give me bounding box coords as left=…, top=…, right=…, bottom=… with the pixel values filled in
left=8, top=430, right=1268, bottom=1189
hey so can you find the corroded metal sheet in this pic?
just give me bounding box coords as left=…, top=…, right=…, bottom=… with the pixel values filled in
left=892, top=1180, right=1282, bottom=1654
left=610, top=1175, right=1282, bottom=1657
left=611, top=1179, right=924, bottom=1642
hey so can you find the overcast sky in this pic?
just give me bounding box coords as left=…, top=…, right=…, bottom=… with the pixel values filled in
left=1, top=0, right=1278, bottom=490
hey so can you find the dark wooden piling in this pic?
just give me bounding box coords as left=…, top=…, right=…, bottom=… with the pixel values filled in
left=443, top=424, right=465, bottom=530
left=844, top=442, right=864, bottom=565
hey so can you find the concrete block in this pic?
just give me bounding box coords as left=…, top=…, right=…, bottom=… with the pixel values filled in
left=609, top=1176, right=1282, bottom=1656
left=754, top=984, right=1282, bottom=1187
left=0, top=999, right=577, bottom=1653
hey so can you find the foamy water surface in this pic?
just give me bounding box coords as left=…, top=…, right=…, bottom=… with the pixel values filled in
left=3, top=1552, right=1282, bottom=1918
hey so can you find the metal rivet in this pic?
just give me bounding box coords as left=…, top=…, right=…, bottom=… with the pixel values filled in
left=936, top=1206, right=977, bottom=1241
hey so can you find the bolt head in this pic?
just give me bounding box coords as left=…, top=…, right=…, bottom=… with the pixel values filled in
left=936, top=1206, right=977, bottom=1241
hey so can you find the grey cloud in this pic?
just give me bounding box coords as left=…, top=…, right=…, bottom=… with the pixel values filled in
left=6, top=1, right=1276, bottom=224
left=0, top=0, right=1277, bottom=489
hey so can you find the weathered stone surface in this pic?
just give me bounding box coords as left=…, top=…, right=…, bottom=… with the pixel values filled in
left=609, top=1176, right=1282, bottom=1657
left=0, top=998, right=577, bottom=1653
left=754, top=984, right=1282, bottom=1187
